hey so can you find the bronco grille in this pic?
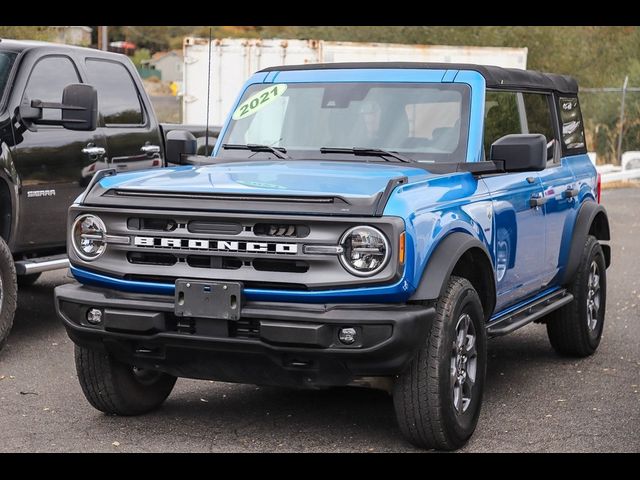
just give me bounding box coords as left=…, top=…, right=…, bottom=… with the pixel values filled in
left=70, top=208, right=402, bottom=290
left=253, top=223, right=310, bottom=238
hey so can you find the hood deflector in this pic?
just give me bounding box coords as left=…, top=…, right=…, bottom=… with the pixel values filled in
left=83, top=175, right=409, bottom=217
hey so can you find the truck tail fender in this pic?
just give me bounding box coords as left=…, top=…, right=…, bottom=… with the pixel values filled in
left=562, top=201, right=611, bottom=285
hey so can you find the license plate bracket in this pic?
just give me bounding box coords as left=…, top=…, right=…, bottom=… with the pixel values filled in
left=174, top=279, right=242, bottom=320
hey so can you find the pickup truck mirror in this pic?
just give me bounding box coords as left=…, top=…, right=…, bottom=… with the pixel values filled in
left=61, top=84, right=98, bottom=131
left=166, top=130, right=197, bottom=164
left=489, top=134, right=547, bottom=173
left=18, top=83, right=97, bottom=131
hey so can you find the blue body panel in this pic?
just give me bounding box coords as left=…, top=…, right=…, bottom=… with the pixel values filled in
left=99, top=160, right=432, bottom=199
left=75, top=67, right=599, bottom=316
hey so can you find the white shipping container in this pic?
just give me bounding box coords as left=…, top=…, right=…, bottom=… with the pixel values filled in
left=182, top=38, right=528, bottom=126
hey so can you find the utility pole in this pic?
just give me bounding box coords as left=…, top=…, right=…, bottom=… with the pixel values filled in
left=97, top=26, right=108, bottom=51
left=617, top=75, right=629, bottom=165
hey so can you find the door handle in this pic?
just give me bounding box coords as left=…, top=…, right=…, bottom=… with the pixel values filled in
left=81, top=146, right=106, bottom=157
left=529, top=194, right=547, bottom=208
left=140, top=144, right=161, bottom=155
left=564, top=187, right=579, bottom=198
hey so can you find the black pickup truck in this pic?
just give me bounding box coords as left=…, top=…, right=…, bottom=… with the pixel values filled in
left=0, top=39, right=218, bottom=349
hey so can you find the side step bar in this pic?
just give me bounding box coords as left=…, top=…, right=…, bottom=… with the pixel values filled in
left=15, top=254, right=69, bottom=275
left=487, top=289, right=573, bottom=338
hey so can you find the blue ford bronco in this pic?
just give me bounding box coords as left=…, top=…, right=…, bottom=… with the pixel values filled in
left=54, top=63, right=611, bottom=450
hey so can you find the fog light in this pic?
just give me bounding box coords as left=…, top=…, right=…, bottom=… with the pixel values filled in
left=86, top=308, right=103, bottom=325
left=338, top=327, right=357, bottom=345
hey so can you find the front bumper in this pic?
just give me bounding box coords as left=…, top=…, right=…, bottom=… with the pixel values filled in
left=55, top=283, right=435, bottom=388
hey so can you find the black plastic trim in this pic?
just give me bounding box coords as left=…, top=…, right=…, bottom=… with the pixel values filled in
left=409, top=232, right=495, bottom=302
left=374, top=176, right=408, bottom=216
left=55, top=282, right=435, bottom=387
left=562, top=201, right=611, bottom=284
left=487, top=289, right=573, bottom=338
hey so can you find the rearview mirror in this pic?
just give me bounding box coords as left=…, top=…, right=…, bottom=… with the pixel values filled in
left=490, top=134, right=546, bottom=173
left=18, top=83, right=97, bottom=131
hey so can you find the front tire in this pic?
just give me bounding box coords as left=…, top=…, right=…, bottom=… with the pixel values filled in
left=0, top=236, right=17, bottom=352
left=546, top=235, right=606, bottom=357
left=393, top=276, right=487, bottom=450
left=75, top=345, right=177, bottom=415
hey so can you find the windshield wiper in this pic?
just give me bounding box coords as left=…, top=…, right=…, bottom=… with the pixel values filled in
left=319, top=147, right=414, bottom=163
left=222, top=143, right=290, bottom=159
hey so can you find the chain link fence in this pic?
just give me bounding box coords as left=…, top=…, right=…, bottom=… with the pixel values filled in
left=581, top=80, right=640, bottom=166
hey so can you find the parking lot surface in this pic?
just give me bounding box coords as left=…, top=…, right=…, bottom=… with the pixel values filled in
left=0, top=188, right=638, bottom=452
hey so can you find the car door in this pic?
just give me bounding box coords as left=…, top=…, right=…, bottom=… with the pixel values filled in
left=481, top=90, right=547, bottom=312
left=523, top=92, right=578, bottom=286
left=83, top=57, right=163, bottom=176
left=10, top=54, right=107, bottom=251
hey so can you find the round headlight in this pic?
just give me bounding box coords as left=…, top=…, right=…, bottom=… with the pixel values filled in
left=72, top=214, right=107, bottom=261
left=339, top=226, right=390, bottom=276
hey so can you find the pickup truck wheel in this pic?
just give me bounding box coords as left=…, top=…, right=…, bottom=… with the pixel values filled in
left=75, top=345, right=177, bottom=415
left=393, top=276, right=487, bottom=450
left=17, top=272, right=41, bottom=288
left=546, top=235, right=606, bottom=357
left=0, top=237, right=17, bottom=352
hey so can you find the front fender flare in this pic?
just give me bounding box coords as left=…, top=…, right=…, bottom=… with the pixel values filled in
left=410, top=232, right=495, bottom=304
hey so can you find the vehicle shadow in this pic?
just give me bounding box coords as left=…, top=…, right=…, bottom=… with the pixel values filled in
left=8, top=272, right=73, bottom=344
left=118, top=326, right=572, bottom=452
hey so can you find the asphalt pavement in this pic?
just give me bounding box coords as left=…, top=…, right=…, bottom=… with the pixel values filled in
left=0, top=188, right=638, bottom=452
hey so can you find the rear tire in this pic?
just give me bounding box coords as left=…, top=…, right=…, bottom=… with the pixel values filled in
left=0, top=237, right=17, bottom=352
left=75, top=345, right=177, bottom=415
left=393, top=276, right=487, bottom=450
left=17, top=272, right=41, bottom=288
left=546, top=235, right=606, bottom=357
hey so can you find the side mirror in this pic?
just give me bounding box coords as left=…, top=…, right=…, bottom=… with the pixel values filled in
left=18, top=83, right=97, bottom=131
left=61, top=84, right=98, bottom=131
left=166, top=129, right=197, bottom=164
left=490, top=134, right=547, bottom=173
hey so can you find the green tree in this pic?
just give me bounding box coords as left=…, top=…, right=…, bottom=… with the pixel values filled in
left=0, top=26, right=56, bottom=41
left=131, top=48, right=151, bottom=68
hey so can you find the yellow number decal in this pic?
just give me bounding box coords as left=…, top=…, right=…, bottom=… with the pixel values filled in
left=232, top=84, right=288, bottom=121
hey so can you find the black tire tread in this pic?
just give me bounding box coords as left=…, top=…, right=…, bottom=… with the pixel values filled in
left=546, top=235, right=605, bottom=357
left=0, top=236, right=17, bottom=352
left=75, top=345, right=176, bottom=416
left=394, top=276, right=481, bottom=450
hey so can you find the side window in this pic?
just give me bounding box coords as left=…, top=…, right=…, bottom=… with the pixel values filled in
left=522, top=93, right=558, bottom=162
left=85, top=59, right=144, bottom=125
left=23, top=56, right=80, bottom=122
left=558, top=96, right=586, bottom=152
left=483, top=91, right=522, bottom=158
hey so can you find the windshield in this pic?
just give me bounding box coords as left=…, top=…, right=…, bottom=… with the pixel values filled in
left=0, top=52, right=17, bottom=108
left=219, top=82, right=470, bottom=163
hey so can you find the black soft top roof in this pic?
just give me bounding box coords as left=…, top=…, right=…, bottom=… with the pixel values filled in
left=259, top=62, right=579, bottom=94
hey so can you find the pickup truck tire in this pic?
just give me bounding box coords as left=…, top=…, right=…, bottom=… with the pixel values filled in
left=75, top=345, right=177, bottom=416
left=0, top=236, right=17, bottom=352
left=393, top=276, right=487, bottom=450
left=17, top=272, right=41, bottom=288
left=546, top=235, right=606, bottom=357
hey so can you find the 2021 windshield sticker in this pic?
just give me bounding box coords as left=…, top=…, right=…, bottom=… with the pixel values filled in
left=232, top=84, right=288, bottom=121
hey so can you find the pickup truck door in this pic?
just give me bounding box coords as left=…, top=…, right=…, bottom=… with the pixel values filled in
left=83, top=58, right=163, bottom=175
left=10, top=55, right=108, bottom=251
